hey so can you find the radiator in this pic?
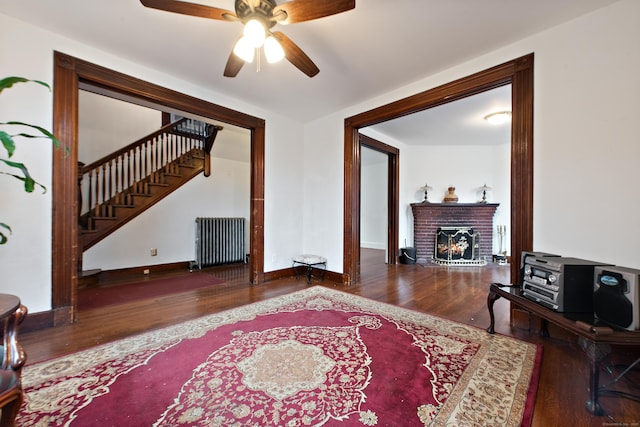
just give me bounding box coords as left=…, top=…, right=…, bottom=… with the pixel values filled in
left=194, top=217, right=246, bottom=269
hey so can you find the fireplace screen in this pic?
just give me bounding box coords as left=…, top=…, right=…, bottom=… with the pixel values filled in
left=435, top=227, right=485, bottom=266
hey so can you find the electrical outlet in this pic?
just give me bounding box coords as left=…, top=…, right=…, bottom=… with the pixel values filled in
left=150, top=248, right=157, bottom=256
left=143, top=269, right=150, bottom=275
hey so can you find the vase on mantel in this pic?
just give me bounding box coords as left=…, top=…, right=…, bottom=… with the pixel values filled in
left=443, top=186, right=459, bottom=203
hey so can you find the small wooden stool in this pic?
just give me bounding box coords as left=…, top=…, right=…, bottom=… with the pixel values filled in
left=292, top=255, right=327, bottom=284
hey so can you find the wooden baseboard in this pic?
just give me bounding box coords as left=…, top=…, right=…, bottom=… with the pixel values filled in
left=87, top=261, right=191, bottom=284
left=22, top=310, right=54, bottom=333
left=22, top=306, right=76, bottom=333
left=264, top=266, right=345, bottom=285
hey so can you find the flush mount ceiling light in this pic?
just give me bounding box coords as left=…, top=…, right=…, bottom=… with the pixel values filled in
left=484, top=111, right=512, bottom=125
left=140, top=0, right=355, bottom=78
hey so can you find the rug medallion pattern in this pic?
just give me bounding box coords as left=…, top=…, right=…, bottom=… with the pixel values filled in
left=19, top=287, right=539, bottom=426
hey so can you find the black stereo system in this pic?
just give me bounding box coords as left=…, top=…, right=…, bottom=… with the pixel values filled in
left=520, top=252, right=640, bottom=331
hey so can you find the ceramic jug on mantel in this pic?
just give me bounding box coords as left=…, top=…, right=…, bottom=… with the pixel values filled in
left=443, top=186, right=458, bottom=203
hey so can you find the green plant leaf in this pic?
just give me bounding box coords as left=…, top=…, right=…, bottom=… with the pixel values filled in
left=1, top=75, right=58, bottom=244
left=0, top=130, right=16, bottom=157
left=1, top=121, right=61, bottom=148
left=0, top=77, right=50, bottom=94
left=0, top=159, right=45, bottom=193
left=0, top=223, right=11, bottom=244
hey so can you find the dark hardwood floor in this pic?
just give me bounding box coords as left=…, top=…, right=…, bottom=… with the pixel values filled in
left=20, top=249, right=639, bottom=426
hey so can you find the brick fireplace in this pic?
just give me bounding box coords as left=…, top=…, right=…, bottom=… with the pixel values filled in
left=410, top=202, right=499, bottom=265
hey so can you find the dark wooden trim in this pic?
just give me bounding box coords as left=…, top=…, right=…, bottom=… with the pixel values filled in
left=344, top=54, right=535, bottom=285
left=263, top=267, right=345, bottom=285
left=21, top=310, right=54, bottom=333
left=52, top=52, right=266, bottom=324
left=322, top=270, right=346, bottom=285
left=343, top=120, right=359, bottom=285
left=52, top=53, right=79, bottom=324
left=510, top=55, right=535, bottom=285
left=250, top=123, right=266, bottom=284
left=359, top=134, right=400, bottom=265
left=22, top=306, right=73, bottom=333
left=262, top=268, right=294, bottom=282
left=94, top=262, right=191, bottom=283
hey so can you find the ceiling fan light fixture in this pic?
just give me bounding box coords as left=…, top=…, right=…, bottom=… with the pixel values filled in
left=140, top=0, right=356, bottom=77
left=484, top=111, right=512, bottom=125
left=264, top=36, right=285, bottom=63
left=243, top=18, right=266, bottom=48
left=233, top=36, right=255, bottom=63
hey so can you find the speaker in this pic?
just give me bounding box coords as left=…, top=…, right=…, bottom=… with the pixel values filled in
left=593, top=266, right=640, bottom=331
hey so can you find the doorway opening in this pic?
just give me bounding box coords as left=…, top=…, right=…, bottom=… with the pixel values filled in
left=344, top=54, right=534, bottom=285
left=51, top=52, right=266, bottom=325
left=359, top=134, right=399, bottom=266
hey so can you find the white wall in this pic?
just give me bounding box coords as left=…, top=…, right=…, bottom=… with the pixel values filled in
left=0, top=13, right=305, bottom=312
left=79, top=91, right=162, bottom=163
left=301, top=118, right=345, bottom=272
left=304, top=0, right=640, bottom=273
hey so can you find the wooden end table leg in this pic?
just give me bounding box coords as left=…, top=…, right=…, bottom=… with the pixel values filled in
left=539, top=318, right=550, bottom=338
left=486, top=288, right=501, bottom=334
left=579, top=337, right=611, bottom=415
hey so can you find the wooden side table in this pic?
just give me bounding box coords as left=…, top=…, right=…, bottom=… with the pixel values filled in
left=487, top=283, right=640, bottom=416
left=0, top=294, right=27, bottom=374
left=0, top=294, right=27, bottom=427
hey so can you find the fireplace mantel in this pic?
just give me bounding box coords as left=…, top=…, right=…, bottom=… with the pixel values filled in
left=410, top=202, right=499, bottom=264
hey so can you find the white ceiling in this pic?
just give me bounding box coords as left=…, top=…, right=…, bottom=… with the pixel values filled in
left=0, top=0, right=617, bottom=143
left=367, top=84, right=512, bottom=146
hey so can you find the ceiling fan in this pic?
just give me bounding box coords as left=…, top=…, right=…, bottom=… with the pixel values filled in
left=140, top=0, right=356, bottom=78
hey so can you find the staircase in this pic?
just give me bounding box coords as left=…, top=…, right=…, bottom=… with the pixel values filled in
left=78, top=118, right=222, bottom=251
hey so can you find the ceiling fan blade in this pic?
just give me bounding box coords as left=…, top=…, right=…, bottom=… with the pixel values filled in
left=223, top=49, right=245, bottom=78
left=273, top=0, right=355, bottom=24
left=140, top=0, right=236, bottom=21
left=273, top=31, right=319, bottom=77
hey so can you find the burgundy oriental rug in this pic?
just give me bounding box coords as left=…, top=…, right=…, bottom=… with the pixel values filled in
left=20, top=286, right=541, bottom=426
